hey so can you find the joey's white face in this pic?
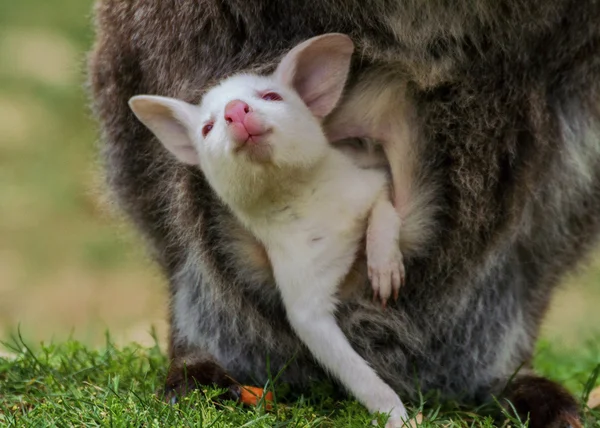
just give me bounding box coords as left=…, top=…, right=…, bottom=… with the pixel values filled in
left=128, top=33, right=354, bottom=206
left=193, top=74, right=328, bottom=172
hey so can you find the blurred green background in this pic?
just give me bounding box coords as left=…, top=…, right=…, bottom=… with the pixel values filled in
left=0, top=0, right=167, bottom=348
left=0, top=0, right=598, bottom=350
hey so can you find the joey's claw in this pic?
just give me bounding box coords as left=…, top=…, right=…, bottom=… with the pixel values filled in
left=371, top=273, right=379, bottom=303
left=391, top=269, right=401, bottom=301
left=375, top=286, right=390, bottom=308
left=368, top=251, right=405, bottom=308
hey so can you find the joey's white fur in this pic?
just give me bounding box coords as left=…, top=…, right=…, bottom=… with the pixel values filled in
left=129, top=34, right=410, bottom=427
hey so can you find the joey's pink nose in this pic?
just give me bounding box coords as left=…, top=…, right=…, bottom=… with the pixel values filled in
left=224, top=100, right=251, bottom=124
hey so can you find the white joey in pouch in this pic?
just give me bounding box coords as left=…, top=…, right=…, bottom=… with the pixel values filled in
left=129, top=33, right=410, bottom=427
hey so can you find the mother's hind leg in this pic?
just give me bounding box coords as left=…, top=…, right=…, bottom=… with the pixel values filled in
left=161, top=349, right=242, bottom=404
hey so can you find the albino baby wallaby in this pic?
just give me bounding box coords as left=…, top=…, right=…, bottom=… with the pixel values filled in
left=129, top=34, right=408, bottom=426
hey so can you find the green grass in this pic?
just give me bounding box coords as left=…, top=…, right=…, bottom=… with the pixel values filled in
left=1, top=334, right=599, bottom=427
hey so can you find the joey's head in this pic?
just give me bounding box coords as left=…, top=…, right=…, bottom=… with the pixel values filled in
left=128, top=33, right=354, bottom=181
left=194, top=70, right=344, bottom=168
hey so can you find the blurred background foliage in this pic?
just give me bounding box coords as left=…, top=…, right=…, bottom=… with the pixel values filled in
left=0, top=0, right=598, bottom=350
left=0, top=0, right=167, bottom=348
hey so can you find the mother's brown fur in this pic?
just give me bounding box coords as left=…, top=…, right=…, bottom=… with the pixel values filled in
left=88, top=1, right=600, bottom=426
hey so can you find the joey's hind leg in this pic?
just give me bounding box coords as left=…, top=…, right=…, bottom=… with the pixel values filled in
left=274, top=263, right=408, bottom=426
left=285, top=301, right=409, bottom=426
left=367, top=189, right=405, bottom=307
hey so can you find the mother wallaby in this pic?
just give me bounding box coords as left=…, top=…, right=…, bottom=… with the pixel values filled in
left=88, top=1, right=600, bottom=427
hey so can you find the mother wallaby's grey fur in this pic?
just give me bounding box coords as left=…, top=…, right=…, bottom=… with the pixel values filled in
left=88, top=1, right=600, bottom=426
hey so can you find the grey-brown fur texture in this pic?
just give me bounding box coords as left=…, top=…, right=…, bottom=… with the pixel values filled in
left=88, top=1, right=600, bottom=426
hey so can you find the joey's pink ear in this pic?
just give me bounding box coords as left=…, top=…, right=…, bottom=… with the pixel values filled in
left=128, top=95, right=200, bottom=165
left=274, top=33, right=354, bottom=119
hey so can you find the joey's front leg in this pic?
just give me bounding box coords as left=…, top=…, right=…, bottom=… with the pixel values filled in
left=367, top=188, right=405, bottom=307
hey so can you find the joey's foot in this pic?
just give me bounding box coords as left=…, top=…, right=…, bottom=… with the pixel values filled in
left=385, top=418, right=416, bottom=428
left=371, top=408, right=413, bottom=427
left=368, top=247, right=405, bottom=308
left=160, top=355, right=241, bottom=405
left=369, top=395, right=409, bottom=427
left=386, top=412, right=423, bottom=428
left=502, top=375, right=582, bottom=428
left=380, top=418, right=412, bottom=428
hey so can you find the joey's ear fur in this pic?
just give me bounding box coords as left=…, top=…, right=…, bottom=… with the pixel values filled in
left=129, top=95, right=200, bottom=165
left=274, top=33, right=354, bottom=119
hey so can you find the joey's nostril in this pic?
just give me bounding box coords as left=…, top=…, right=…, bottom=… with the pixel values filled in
left=224, top=100, right=251, bottom=124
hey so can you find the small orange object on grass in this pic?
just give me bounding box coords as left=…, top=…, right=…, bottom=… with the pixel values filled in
left=239, top=385, right=274, bottom=410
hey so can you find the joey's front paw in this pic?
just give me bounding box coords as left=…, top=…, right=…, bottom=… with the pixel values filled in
left=367, top=247, right=405, bottom=308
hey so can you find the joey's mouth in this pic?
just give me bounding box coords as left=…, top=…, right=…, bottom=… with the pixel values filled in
left=232, top=129, right=274, bottom=163
left=233, top=128, right=273, bottom=151
left=226, top=109, right=273, bottom=162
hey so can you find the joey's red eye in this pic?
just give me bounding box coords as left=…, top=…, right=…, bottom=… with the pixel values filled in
left=262, top=92, right=283, bottom=101
left=202, top=123, right=213, bottom=137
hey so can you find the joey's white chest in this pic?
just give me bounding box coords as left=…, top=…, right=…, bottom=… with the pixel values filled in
left=253, top=162, right=387, bottom=263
